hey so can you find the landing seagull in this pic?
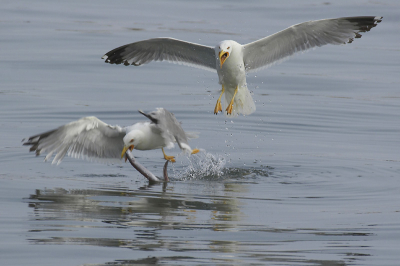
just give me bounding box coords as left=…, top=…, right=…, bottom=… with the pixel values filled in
left=102, top=16, right=382, bottom=116
left=23, top=108, right=199, bottom=165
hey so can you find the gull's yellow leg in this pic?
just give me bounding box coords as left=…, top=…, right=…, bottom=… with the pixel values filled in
left=162, top=148, right=176, bottom=163
left=226, top=85, right=238, bottom=115
left=191, top=149, right=199, bottom=154
left=214, top=85, right=225, bottom=114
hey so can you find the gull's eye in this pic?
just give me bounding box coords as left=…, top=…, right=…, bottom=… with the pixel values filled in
left=130, top=139, right=134, bottom=143
left=227, top=46, right=230, bottom=49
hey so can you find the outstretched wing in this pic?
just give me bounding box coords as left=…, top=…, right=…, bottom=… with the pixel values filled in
left=23, top=117, right=126, bottom=165
left=243, top=16, right=382, bottom=72
left=102, top=37, right=217, bottom=72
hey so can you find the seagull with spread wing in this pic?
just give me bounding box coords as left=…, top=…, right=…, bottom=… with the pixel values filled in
left=102, top=16, right=382, bottom=116
left=23, top=108, right=199, bottom=165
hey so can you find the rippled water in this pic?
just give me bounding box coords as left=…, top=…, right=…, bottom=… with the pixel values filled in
left=1, top=1, right=400, bottom=265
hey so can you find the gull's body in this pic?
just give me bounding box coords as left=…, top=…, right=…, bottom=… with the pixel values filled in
left=126, top=121, right=166, bottom=151
left=214, top=40, right=255, bottom=115
left=103, top=16, right=382, bottom=116
left=23, top=108, right=199, bottom=165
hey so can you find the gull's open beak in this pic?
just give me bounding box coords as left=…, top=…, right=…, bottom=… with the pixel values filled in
left=219, top=51, right=229, bottom=68
left=121, top=145, right=134, bottom=159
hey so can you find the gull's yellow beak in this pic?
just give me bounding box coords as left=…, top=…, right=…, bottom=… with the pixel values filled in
left=219, top=51, right=229, bottom=68
left=121, top=145, right=134, bottom=159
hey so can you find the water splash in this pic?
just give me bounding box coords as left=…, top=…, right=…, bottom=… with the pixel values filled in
left=172, top=151, right=226, bottom=180
left=170, top=151, right=272, bottom=181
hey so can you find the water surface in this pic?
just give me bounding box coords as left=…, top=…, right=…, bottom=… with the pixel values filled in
left=1, top=1, right=400, bottom=265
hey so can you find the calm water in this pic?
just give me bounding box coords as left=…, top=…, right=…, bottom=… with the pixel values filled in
left=1, top=1, right=400, bottom=265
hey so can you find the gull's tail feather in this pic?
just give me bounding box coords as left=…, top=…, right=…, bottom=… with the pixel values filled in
left=223, top=85, right=256, bottom=116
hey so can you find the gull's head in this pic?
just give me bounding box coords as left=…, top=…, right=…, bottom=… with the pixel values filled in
left=121, top=130, right=142, bottom=158
left=216, top=40, right=233, bottom=68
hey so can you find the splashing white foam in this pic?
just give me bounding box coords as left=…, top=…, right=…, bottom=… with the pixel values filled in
left=172, top=151, right=226, bottom=180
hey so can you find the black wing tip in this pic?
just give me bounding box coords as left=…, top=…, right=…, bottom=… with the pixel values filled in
left=102, top=43, right=141, bottom=66
left=345, top=16, right=383, bottom=31
left=102, top=55, right=125, bottom=65
left=22, top=140, right=39, bottom=153
left=22, top=136, right=35, bottom=146
left=22, top=136, right=37, bottom=150
left=343, top=16, right=382, bottom=44
left=102, top=55, right=138, bottom=66
left=22, top=128, right=57, bottom=153
left=138, top=110, right=158, bottom=124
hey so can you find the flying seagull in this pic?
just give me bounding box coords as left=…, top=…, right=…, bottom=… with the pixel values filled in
left=23, top=108, right=199, bottom=165
left=102, top=16, right=382, bottom=116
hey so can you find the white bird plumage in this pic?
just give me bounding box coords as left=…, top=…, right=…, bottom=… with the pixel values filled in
left=23, top=108, right=199, bottom=165
left=102, top=16, right=382, bottom=116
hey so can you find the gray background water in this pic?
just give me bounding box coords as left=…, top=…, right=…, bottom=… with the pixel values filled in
left=1, top=0, right=399, bottom=265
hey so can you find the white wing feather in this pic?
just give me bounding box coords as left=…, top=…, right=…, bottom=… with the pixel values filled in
left=243, top=16, right=382, bottom=72
left=102, top=37, right=217, bottom=72
left=23, top=117, right=126, bottom=164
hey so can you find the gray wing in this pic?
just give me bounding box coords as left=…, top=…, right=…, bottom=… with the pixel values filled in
left=139, top=108, right=197, bottom=151
left=102, top=37, right=217, bottom=72
left=23, top=117, right=127, bottom=165
left=243, top=16, right=382, bottom=72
